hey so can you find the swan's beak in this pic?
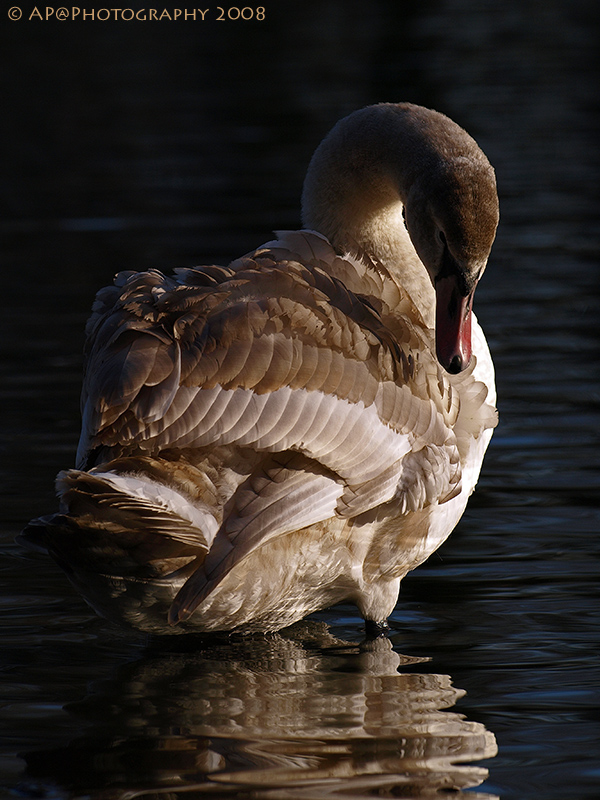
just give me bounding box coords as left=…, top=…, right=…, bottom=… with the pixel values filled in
left=435, top=274, right=474, bottom=374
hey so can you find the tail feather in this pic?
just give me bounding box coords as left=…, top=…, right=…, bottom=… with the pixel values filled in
left=21, top=467, right=211, bottom=581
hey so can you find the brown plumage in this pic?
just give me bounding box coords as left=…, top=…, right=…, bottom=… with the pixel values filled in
left=22, top=104, right=498, bottom=634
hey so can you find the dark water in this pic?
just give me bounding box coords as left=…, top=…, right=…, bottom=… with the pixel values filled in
left=1, top=1, right=599, bottom=798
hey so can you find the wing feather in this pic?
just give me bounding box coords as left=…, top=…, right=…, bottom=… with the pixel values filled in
left=64, top=230, right=500, bottom=629
left=168, top=453, right=344, bottom=624
left=78, top=232, right=475, bottom=521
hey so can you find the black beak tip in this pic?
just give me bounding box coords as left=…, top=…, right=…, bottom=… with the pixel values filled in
left=446, top=354, right=465, bottom=374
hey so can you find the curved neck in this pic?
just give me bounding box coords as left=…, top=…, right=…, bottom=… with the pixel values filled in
left=301, top=107, right=411, bottom=255
left=301, top=104, right=440, bottom=317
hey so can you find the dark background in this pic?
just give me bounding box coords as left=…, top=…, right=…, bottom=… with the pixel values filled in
left=1, top=1, right=599, bottom=798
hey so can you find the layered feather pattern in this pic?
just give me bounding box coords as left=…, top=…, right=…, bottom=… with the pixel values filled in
left=33, top=230, right=494, bottom=631
left=21, top=103, right=499, bottom=634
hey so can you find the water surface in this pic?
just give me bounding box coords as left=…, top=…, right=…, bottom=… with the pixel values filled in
left=1, top=1, right=599, bottom=798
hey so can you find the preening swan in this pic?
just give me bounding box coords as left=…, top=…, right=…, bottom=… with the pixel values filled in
left=22, top=103, right=499, bottom=635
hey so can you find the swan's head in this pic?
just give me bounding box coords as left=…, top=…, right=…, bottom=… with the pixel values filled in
left=301, top=103, right=499, bottom=375
left=403, top=154, right=499, bottom=374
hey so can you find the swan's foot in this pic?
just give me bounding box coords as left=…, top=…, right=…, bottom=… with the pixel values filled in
left=364, top=619, right=390, bottom=640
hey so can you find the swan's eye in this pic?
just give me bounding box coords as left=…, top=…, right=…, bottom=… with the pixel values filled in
left=438, top=230, right=447, bottom=246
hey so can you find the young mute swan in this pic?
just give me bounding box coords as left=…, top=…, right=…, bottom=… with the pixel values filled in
left=22, top=103, right=499, bottom=635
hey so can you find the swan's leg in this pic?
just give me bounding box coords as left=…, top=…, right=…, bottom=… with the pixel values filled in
left=364, top=619, right=390, bottom=639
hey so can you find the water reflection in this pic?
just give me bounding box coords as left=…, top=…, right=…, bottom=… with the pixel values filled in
left=20, top=623, right=497, bottom=799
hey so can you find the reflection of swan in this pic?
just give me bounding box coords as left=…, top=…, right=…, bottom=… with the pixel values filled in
left=21, top=624, right=498, bottom=798
left=22, top=103, right=498, bottom=634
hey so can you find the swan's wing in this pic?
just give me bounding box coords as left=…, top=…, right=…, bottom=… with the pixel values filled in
left=72, top=235, right=497, bottom=622
left=167, top=436, right=462, bottom=624
left=168, top=451, right=345, bottom=623
left=79, top=244, right=447, bottom=450
left=78, top=235, right=491, bottom=515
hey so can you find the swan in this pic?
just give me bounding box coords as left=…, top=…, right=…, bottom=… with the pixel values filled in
left=22, top=103, right=499, bottom=635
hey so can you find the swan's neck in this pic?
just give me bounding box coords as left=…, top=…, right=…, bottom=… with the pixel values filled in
left=301, top=108, right=436, bottom=322
left=347, top=199, right=436, bottom=324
